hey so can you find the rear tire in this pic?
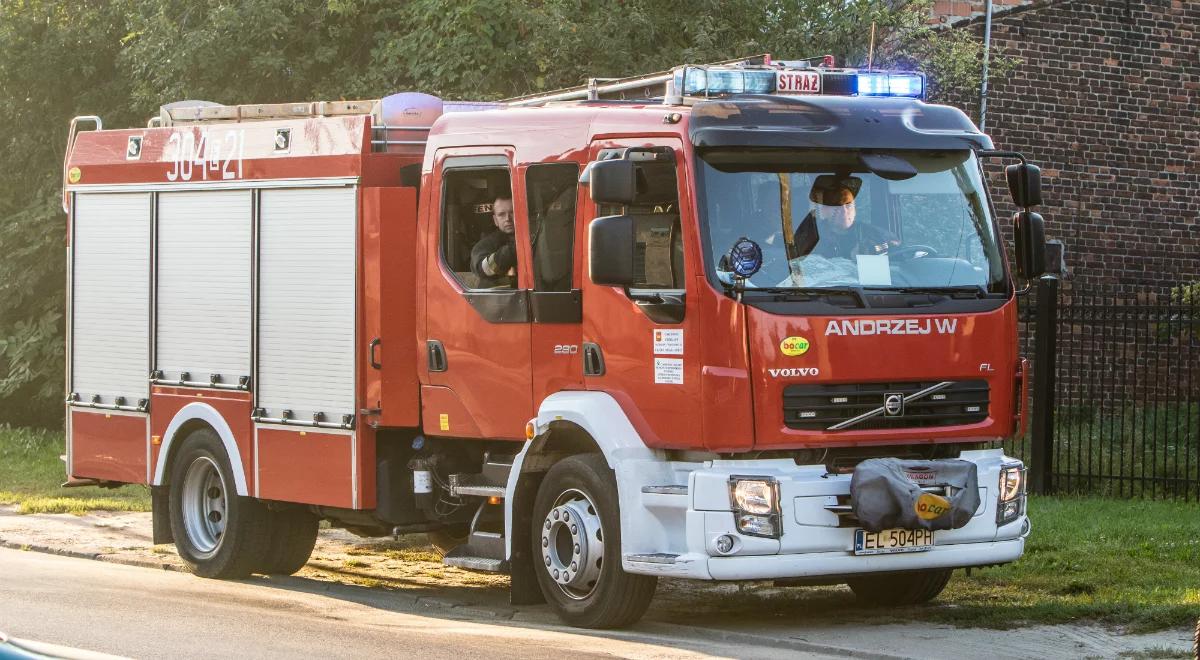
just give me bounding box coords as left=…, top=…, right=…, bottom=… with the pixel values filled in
left=260, top=507, right=319, bottom=575
left=531, top=454, right=657, bottom=629
left=168, top=427, right=272, bottom=578
left=847, top=569, right=953, bottom=606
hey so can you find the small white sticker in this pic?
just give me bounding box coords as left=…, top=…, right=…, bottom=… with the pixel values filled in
left=654, top=357, right=684, bottom=384
left=413, top=470, right=432, bottom=494
left=653, top=328, right=684, bottom=355
left=856, top=254, right=892, bottom=286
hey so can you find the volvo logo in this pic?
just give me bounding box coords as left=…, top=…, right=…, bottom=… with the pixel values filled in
left=827, top=381, right=953, bottom=431
left=883, top=393, right=905, bottom=417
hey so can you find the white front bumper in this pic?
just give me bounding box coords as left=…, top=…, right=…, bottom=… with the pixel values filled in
left=619, top=448, right=1028, bottom=580
left=631, top=537, right=1025, bottom=580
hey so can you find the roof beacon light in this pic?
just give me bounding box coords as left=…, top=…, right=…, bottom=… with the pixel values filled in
left=670, top=60, right=925, bottom=100
left=856, top=72, right=925, bottom=98
left=677, top=67, right=775, bottom=96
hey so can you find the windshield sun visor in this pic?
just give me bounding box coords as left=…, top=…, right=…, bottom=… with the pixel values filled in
left=689, top=96, right=993, bottom=152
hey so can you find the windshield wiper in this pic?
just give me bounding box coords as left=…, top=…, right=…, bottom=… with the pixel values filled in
left=745, top=286, right=867, bottom=307
left=862, top=285, right=992, bottom=299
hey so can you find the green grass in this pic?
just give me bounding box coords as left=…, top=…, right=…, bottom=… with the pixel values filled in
left=0, top=426, right=150, bottom=514
left=932, top=495, right=1200, bottom=631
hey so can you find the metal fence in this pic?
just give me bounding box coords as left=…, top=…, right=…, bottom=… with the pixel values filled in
left=1008, top=279, right=1200, bottom=500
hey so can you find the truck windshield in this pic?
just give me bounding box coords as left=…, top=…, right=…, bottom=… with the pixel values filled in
left=696, top=149, right=1007, bottom=295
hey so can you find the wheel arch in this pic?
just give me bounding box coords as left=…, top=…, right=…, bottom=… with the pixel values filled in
left=504, top=391, right=672, bottom=611
left=152, top=402, right=249, bottom=496
left=527, top=391, right=658, bottom=469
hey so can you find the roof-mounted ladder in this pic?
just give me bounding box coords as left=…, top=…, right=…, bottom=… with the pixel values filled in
left=501, top=54, right=770, bottom=107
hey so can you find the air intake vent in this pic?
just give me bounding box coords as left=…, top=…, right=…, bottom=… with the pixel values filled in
left=783, top=380, right=989, bottom=431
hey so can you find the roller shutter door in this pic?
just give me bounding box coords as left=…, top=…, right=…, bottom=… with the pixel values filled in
left=71, top=193, right=151, bottom=405
left=156, top=190, right=252, bottom=385
left=257, top=187, right=357, bottom=423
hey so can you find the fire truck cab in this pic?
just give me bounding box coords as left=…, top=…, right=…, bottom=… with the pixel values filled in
left=62, top=57, right=1044, bottom=628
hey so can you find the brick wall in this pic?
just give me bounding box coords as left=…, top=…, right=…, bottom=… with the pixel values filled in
left=954, top=0, right=1199, bottom=290
left=928, top=0, right=1037, bottom=26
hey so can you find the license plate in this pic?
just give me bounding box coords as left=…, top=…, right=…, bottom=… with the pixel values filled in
left=854, top=528, right=934, bottom=555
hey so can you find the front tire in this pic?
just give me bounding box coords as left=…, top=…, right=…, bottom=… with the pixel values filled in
left=531, top=454, right=656, bottom=629
left=847, top=569, right=953, bottom=606
left=168, top=428, right=272, bottom=578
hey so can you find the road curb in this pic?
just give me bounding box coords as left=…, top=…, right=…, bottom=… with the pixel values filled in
left=623, top=621, right=913, bottom=660
left=0, top=538, right=183, bottom=573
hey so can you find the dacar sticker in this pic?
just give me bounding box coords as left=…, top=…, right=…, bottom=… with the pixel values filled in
left=915, top=492, right=951, bottom=520
left=780, top=336, right=810, bottom=356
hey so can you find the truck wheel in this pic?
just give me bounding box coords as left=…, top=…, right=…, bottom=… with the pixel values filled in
left=260, top=507, right=319, bottom=575
left=531, top=454, right=657, bottom=629
left=847, top=569, right=953, bottom=606
left=168, top=427, right=271, bottom=578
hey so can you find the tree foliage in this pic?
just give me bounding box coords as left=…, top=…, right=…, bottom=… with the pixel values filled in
left=0, top=0, right=1010, bottom=426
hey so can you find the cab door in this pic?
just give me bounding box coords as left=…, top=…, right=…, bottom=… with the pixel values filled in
left=580, top=138, right=704, bottom=448
left=421, top=150, right=533, bottom=440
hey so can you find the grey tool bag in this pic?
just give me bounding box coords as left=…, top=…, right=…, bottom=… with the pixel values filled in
left=850, top=458, right=981, bottom=533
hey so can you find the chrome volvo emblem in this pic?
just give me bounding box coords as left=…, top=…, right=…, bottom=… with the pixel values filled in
left=883, top=393, right=905, bottom=417
left=827, top=381, right=954, bottom=431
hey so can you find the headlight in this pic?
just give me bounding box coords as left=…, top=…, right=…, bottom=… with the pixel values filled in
left=997, top=464, right=1027, bottom=526
left=731, top=479, right=776, bottom=514
left=728, top=477, right=781, bottom=538
left=999, top=465, right=1025, bottom=502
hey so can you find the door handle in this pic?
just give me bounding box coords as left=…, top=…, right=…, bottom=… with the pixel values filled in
left=582, top=342, right=605, bottom=377
left=427, top=339, right=448, bottom=372
left=369, top=338, right=382, bottom=369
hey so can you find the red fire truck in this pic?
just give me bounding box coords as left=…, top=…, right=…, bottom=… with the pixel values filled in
left=61, top=56, right=1043, bottom=628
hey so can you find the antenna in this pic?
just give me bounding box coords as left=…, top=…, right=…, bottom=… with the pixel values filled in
left=867, top=22, right=877, bottom=71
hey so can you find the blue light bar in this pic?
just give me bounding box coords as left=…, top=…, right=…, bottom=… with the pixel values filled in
left=856, top=72, right=925, bottom=98
left=676, top=67, right=775, bottom=96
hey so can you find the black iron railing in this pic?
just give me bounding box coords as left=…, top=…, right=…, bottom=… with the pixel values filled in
left=1008, top=279, right=1200, bottom=500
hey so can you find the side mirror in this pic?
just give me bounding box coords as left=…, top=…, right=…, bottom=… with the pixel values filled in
left=589, top=160, right=636, bottom=205
left=1013, top=211, right=1047, bottom=279
left=1005, top=163, right=1043, bottom=208
left=589, top=215, right=635, bottom=287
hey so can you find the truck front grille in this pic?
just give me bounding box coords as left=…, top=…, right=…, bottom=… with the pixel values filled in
left=783, top=380, right=990, bottom=431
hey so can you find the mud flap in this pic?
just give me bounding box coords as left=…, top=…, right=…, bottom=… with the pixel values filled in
left=151, top=485, right=173, bottom=545
left=850, top=458, right=980, bottom=533
left=508, top=470, right=546, bottom=606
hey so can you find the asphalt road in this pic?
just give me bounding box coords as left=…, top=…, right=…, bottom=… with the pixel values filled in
left=0, top=548, right=839, bottom=660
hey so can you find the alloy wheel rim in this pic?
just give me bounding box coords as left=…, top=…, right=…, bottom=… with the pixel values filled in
left=541, top=488, right=604, bottom=600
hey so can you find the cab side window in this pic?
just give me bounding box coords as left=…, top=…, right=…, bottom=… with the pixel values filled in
left=600, top=161, right=685, bottom=290
left=441, top=166, right=514, bottom=290
left=526, top=163, right=580, bottom=292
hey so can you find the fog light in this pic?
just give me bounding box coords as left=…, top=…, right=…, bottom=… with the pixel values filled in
left=737, top=514, right=779, bottom=537
left=715, top=534, right=735, bottom=554
left=997, top=498, right=1024, bottom=526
